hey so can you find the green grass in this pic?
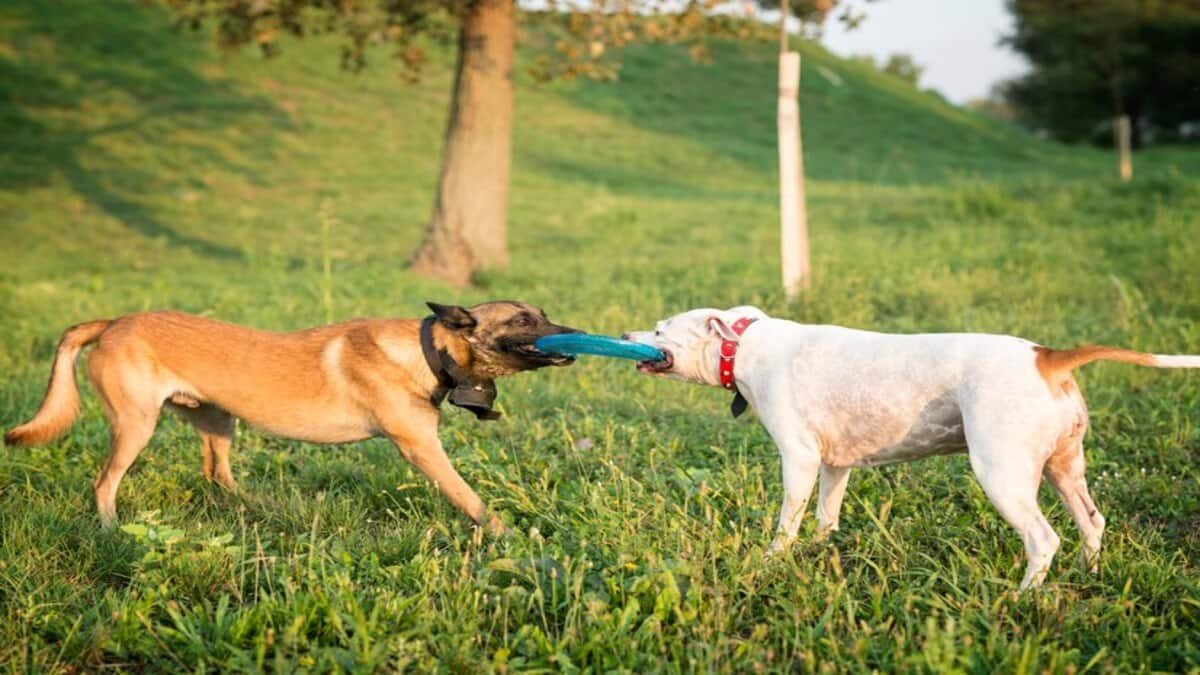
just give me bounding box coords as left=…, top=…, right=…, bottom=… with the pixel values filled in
left=2, top=0, right=1199, bottom=671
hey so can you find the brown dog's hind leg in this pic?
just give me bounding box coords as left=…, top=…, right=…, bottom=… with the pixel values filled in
left=95, top=417, right=159, bottom=527
left=87, top=346, right=165, bottom=528
left=91, top=387, right=162, bottom=528
left=172, top=403, right=237, bottom=489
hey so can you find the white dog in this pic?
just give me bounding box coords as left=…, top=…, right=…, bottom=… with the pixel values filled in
left=626, top=307, right=1199, bottom=589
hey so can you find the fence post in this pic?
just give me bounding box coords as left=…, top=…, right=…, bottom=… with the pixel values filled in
left=1116, top=114, right=1132, bottom=182
left=778, top=7, right=809, bottom=299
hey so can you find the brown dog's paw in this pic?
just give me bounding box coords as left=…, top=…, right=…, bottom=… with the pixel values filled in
left=485, top=515, right=507, bottom=537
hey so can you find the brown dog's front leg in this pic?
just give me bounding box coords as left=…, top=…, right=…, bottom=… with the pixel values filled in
left=386, top=420, right=505, bottom=535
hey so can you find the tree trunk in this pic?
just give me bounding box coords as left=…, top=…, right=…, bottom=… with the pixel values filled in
left=410, top=0, right=514, bottom=287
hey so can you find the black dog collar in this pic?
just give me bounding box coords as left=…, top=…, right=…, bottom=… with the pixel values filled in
left=419, top=316, right=501, bottom=421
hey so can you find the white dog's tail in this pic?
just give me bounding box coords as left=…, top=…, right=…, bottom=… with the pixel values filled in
left=4, top=319, right=111, bottom=447
left=1038, top=345, right=1200, bottom=371
left=1152, top=354, right=1200, bottom=368
left=1035, top=344, right=1200, bottom=392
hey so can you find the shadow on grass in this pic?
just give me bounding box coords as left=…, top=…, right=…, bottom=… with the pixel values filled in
left=0, top=0, right=287, bottom=260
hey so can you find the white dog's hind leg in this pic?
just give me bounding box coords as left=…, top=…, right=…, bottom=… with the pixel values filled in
left=816, top=464, right=851, bottom=538
left=960, top=392, right=1065, bottom=589
left=1045, top=439, right=1105, bottom=574
left=966, top=445, right=1061, bottom=590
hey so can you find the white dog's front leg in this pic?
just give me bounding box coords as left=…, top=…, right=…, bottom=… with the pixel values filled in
left=765, top=431, right=821, bottom=556
left=816, top=464, right=851, bottom=538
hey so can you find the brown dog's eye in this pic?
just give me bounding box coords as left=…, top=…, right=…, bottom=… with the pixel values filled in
left=515, top=315, right=534, bottom=327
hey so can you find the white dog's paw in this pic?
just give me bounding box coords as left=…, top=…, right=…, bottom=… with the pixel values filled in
left=814, top=524, right=839, bottom=542
left=1080, top=546, right=1100, bottom=575
left=764, top=535, right=795, bottom=558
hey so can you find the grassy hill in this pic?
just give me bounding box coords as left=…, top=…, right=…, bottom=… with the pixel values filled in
left=1, top=0, right=1198, bottom=670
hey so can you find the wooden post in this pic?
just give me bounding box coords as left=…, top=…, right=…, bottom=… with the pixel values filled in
left=778, top=1, right=809, bottom=298
left=1115, top=114, right=1132, bottom=182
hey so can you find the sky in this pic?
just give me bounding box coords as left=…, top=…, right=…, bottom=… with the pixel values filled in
left=818, top=0, right=1029, bottom=104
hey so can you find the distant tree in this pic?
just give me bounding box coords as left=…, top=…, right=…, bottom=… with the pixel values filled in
left=1001, top=0, right=1200, bottom=147
left=753, top=0, right=876, bottom=39
left=165, top=1, right=765, bottom=286
left=966, top=89, right=1018, bottom=123
left=846, top=53, right=877, bottom=69
left=880, top=53, right=922, bottom=86
left=844, top=51, right=922, bottom=87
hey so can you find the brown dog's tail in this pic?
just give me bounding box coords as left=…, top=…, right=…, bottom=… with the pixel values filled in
left=1035, top=344, right=1200, bottom=392
left=5, top=319, right=111, bottom=447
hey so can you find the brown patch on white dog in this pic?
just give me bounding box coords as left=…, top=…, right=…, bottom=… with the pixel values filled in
left=1033, top=344, right=1155, bottom=396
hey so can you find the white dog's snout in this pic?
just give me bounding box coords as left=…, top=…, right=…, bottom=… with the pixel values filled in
left=623, top=331, right=655, bottom=347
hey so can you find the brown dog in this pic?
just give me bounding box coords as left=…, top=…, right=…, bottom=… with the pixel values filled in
left=4, top=301, right=578, bottom=533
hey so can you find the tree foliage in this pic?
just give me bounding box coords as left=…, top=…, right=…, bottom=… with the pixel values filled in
left=164, top=0, right=791, bottom=82
left=747, top=0, right=875, bottom=39
left=880, top=53, right=922, bottom=87
left=1002, top=0, right=1200, bottom=146
left=846, top=52, right=923, bottom=87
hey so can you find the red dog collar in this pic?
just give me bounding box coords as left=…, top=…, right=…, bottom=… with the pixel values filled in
left=718, top=317, right=757, bottom=417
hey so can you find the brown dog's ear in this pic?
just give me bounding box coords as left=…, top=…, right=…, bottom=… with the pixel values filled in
left=427, top=302, right=477, bottom=331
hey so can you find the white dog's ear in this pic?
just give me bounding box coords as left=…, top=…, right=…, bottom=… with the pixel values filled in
left=727, top=305, right=769, bottom=321
left=707, top=315, right=741, bottom=341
